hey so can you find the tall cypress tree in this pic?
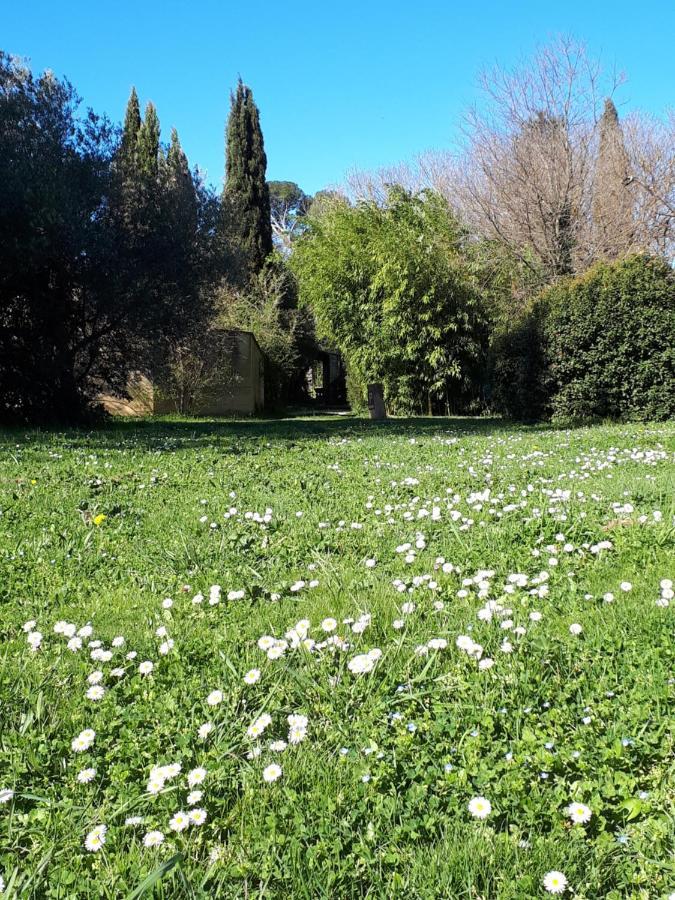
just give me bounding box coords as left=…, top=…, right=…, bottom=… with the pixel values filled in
left=137, top=101, right=161, bottom=180
left=592, top=98, right=634, bottom=259
left=224, top=80, right=272, bottom=275
left=120, top=87, right=141, bottom=166
left=167, top=128, right=191, bottom=188
left=166, top=127, right=197, bottom=231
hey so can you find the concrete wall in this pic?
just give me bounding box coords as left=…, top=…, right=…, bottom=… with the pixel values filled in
left=99, top=331, right=264, bottom=417
left=184, top=331, right=264, bottom=416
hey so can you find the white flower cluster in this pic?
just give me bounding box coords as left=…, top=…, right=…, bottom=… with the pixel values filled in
left=656, top=578, right=672, bottom=608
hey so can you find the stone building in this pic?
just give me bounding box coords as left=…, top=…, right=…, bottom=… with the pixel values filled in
left=99, top=330, right=265, bottom=417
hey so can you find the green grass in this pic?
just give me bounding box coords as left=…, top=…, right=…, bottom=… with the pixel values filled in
left=0, top=416, right=673, bottom=899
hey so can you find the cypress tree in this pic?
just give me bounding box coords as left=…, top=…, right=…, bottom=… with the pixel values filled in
left=224, top=79, right=272, bottom=275
left=137, top=101, right=161, bottom=180
left=592, top=98, right=634, bottom=259
left=120, top=87, right=141, bottom=165
left=166, top=127, right=197, bottom=227
left=167, top=128, right=191, bottom=186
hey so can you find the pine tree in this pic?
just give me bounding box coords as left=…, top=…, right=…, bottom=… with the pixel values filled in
left=224, top=80, right=272, bottom=275
left=137, top=101, right=161, bottom=180
left=592, top=99, right=634, bottom=259
left=120, top=87, right=141, bottom=165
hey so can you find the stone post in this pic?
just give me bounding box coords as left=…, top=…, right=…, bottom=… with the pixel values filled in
left=367, top=383, right=386, bottom=420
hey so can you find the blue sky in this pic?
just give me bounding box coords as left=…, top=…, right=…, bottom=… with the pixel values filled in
left=3, top=1, right=674, bottom=195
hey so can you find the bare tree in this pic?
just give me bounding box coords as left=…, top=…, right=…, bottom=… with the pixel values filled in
left=456, top=37, right=623, bottom=282
left=339, top=37, right=674, bottom=280
left=623, top=110, right=675, bottom=260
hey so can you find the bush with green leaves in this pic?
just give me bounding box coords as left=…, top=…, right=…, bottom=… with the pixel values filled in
left=542, top=255, right=674, bottom=422
left=488, top=302, right=552, bottom=421
left=491, top=255, right=674, bottom=422
left=217, top=257, right=318, bottom=409
left=292, top=188, right=489, bottom=415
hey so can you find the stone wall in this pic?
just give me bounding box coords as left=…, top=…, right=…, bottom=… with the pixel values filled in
left=98, top=331, right=264, bottom=417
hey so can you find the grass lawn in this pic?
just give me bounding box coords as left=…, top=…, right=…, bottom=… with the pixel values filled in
left=0, top=416, right=673, bottom=899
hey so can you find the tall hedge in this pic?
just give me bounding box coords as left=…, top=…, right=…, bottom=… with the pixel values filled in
left=492, top=255, right=674, bottom=422
left=488, top=302, right=551, bottom=421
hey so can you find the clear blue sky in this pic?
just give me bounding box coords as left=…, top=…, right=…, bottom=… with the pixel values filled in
left=2, top=0, right=673, bottom=195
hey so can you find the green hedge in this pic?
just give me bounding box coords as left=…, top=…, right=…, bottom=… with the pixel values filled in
left=491, top=255, right=675, bottom=422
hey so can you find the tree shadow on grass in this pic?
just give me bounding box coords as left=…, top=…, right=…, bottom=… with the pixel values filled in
left=0, top=413, right=565, bottom=452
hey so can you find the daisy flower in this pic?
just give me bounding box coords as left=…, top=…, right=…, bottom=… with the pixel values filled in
left=146, top=777, right=165, bottom=795
left=189, top=808, right=207, bottom=825
left=262, top=764, right=282, bottom=783
left=244, top=669, right=261, bottom=685
left=143, top=830, right=165, bottom=848
left=84, top=824, right=107, bottom=852
left=187, top=767, right=206, bottom=787
left=567, top=802, right=592, bottom=824
left=169, top=810, right=190, bottom=832
left=468, top=796, right=491, bottom=819
left=77, top=768, right=96, bottom=784
left=85, top=685, right=105, bottom=701
left=288, top=725, right=307, bottom=744
left=543, top=871, right=568, bottom=894
left=198, top=722, right=214, bottom=739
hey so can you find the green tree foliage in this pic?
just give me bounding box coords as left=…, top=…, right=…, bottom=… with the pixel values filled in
left=291, top=188, right=488, bottom=414
left=217, top=256, right=317, bottom=408
left=136, top=101, right=161, bottom=180
left=268, top=180, right=311, bottom=251
left=543, top=255, right=674, bottom=422
left=224, top=80, right=273, bottom=277
left=0, top=56, right=225, bottom=423
left=120, top=86, right=141, bottom=167
left=0, top=54, right=117, bottom=421
left=488, top=304, right=552, bottom=421
left=491, top=255, right=675, bottom=422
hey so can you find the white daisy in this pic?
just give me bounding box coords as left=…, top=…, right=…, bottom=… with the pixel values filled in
left=189, top=808, right=207, bottom=825
left=77, top=768, right=96, bottom=784
left=169, top=810, right=190, bottom=832
left=567, top=802, right=592, bottom=824
left=143, top=830, right=165, bottom=847
left=187, top=767, right=206, bottom=787
left=84, top=824, right=107, bottom=852
left=543, top=870, right=568, bottom=894
left=468, top=796, right=491, bottom=819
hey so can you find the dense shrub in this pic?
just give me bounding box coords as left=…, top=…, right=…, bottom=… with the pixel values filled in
left=491, top=255, right=674, bottom=422
left=489, top=302, right=551, bottom=421
left=292, top=188, right=489, bottom=416
left=543, top=255, right=674, bottom=422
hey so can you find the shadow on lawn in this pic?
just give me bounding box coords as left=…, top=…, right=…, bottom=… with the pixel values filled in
left=0, top=413, right=558, bottom=451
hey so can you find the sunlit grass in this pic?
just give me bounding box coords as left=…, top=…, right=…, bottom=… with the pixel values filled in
left=0, top=417, right=673, bottom=898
